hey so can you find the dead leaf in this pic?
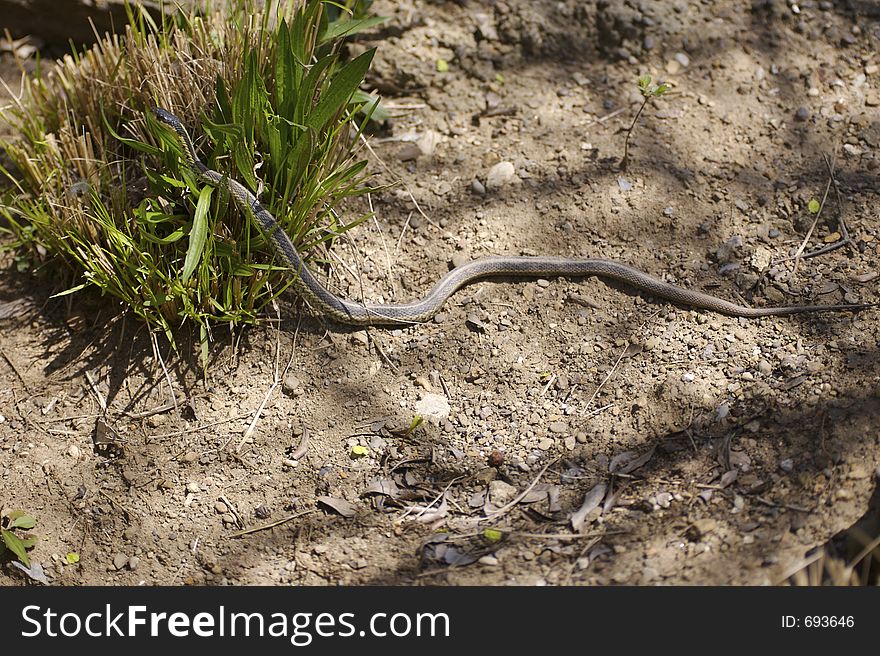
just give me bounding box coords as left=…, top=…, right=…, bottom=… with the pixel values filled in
left=11, top=560, right=49, bottom=584
left=570, top=482, right=607, bottom=531
left=466, top=313, right=488, bottom=332
left=93, top=418, right=124, bottom=458
left=853, top=271, right=877, bottom=283
left=316, top=496, right=357, bottom=518
left=362, top=478, right=400, bottom=498
left=520, top=489, right=547, bottom=504
left=468, top=490, right=486, bottom=508
left=609, top=447, right=656, bottom=475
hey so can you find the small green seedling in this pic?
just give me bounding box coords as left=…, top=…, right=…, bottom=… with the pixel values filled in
left=482, top=528, right=503, bottom=543
left=406, top=414, right=424, bottom=435
left=620, top=75, right=670, bottom=172
left=808, top=199, right=821, bottom=214
left=0, top=510, right=38, bottom=567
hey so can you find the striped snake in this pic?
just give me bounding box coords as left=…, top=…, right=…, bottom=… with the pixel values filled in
left=152, top=107, right=869, bottom=326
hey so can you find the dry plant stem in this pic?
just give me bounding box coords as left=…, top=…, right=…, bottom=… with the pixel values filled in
left=565, top=536, right=603, bottom=584
left=367, top=191, right=395, bottom=294
left=238, top=306, right=288, bottom=449
left=218, top=494, right=245, bottom=529
left=776, top=548, right=826, bottom=584
left=583, top=106, right=625, bottom=128
left=584, top=344, right=629, bottom=412
left=0, top=348, right=30, bottom=392
left=774, top=153, right=853, bottom=264
left=227, top=510, right=316, bottom=538
left=823, top=152, right=851, bottom=242
left=152, top=411, right=254, bottom=440
left=480, top=457, right=559, bottom=523
left=783, top=152, right=855, bottom=261
left=238, top=383, right=278, bottom=450
left=789, top=170, right=833, bottom=277
left=151, top=334, right=178, bottom=414
left=84, top=370, right=108, bottom=413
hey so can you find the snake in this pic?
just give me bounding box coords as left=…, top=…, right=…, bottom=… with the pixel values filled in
left=152, top=107, right=870, bottom=326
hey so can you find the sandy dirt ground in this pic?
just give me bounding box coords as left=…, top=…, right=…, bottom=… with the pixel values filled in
left=1, top=0, right=879, bottom=586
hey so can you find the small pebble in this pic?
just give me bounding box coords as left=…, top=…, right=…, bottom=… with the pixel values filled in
left=415, top=393, right=451, bottom=422
left=471, top=179, right=486, bottom=195
left=486, top=161, right=516, bottom=190
left=112, top=553, right=128, bottom=570
left=214, top=501, right=228, bottom=514
left=282, top=374, right=302, bottom=395
left=489, top=480, right=518, bottom=505
left=186, top=482, right=201, bottom=494
left=794, top=106, right=810, bottom=121
left=451, top=252, right=470, bottom=269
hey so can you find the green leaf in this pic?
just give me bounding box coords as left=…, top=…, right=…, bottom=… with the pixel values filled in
left=66, top=552, right=80, bottom=564
left=436, top=58, right=449, bottom=72
left=350, top=445, right=369, bottom=458
left=307, top=48, right=376, bottom=130
left=808, top=199, right=821, bottom=214
left=50, top=283, right=89, bottom=298
left=320, top=15, right=388, bottom=42
left=274, top=18, right=294, bottom=115
left=103, top=109, right=162, bottom=157
left=638, top=74, right=652, bottom=89
left=10, top=515, right=37, bottom=530
left=139, top=226, right=186, bottom=245
left=182, top=185, right=212, bottom=282
left=1, top=528, right=32, bottom=566
left=352, top=90, right=389, bottom=123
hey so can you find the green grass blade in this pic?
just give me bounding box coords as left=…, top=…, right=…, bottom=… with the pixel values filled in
left=307, top=48, right=375, bottom=129
left=182, top=185, right=212, bottom=282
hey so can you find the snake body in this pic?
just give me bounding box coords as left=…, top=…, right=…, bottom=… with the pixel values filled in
left=152, top=107, right=869, bottom=325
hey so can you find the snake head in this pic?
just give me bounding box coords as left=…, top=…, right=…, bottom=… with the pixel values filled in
left=151, top=106, right=180, bottom=128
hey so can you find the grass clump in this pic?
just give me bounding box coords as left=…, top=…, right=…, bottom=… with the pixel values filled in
left=0, top=0, right=383, bottom=353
